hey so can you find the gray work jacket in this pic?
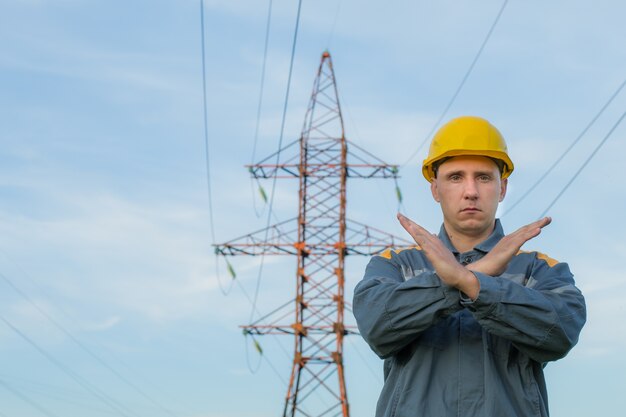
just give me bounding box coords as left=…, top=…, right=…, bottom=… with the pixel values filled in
left=353, top=220, right=586, bottom=417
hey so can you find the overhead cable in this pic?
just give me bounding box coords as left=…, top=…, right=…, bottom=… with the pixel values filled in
left=0, top=378, right=61, bottom=417
left=325, top=0, right=343, bottom=49
left=241, top=0, right=303, bottom=376
left=0, top=272, right=178, bottom=417
left=0, top=315, right=138, bottom=417
left=538, top=109, right=626, bottom=218
left=502, top=77, right=626, bottom=217
left=250, top=0, right=275, bottom=218
left=401, top=0, right=509, bottom=168
left=346, top=338, right=382, bottom=384
left=0, top=372, right=123, bottom=415
left=248, top=0, right=303, bottom=325
left=199, top=0, right=214, bottom=245
left=199, top=0, right=234, bottom=296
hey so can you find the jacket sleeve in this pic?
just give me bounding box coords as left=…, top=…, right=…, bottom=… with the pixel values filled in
left=353, top=251, right=463, bottom=359
left=463, top=253, right=586, bottom=363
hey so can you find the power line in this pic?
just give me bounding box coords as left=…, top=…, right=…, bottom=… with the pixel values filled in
left=244, top=333, right=290, bottom=387
left=325, top=0, right=343, bottom=50
left=502, top=77, right=626, bottom=217
left=199, top=0, right=214, bottom=245
left=0, top=378, right=61, bottom=417
left=538, top=109, right=626, bottom=218
left=197, top=5, right=285, bottom=362
left=401, top=0, right=509, bottom=167
left=250, top=0, right=275, bottom=219
left=346, top=338, right=382, bottom=384
left=197, top=0, right=301, bottom=378
left=0, top=372, right=125, bottom=415
left=0, top=272, right=178, bottom=417
left=0, top=314, right=138, bottom=417
left=199, top=0, right=235, bottom=297
left=248, top=0, right=303, bottom=326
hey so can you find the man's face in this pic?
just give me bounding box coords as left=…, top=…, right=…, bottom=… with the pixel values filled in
left=430, top=155, right=507, bottom=239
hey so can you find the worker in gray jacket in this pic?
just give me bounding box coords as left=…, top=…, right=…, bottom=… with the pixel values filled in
left=353, top=116, right=586, bottom=417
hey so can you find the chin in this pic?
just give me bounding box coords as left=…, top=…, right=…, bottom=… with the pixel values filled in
left=458, top=219, right=491, bottom=233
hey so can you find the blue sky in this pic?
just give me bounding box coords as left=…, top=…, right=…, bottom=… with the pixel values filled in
left=1, top=0, right=625, bottom=416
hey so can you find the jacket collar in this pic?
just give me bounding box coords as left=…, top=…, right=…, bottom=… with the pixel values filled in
left=438, top=219, right=505, bottom=255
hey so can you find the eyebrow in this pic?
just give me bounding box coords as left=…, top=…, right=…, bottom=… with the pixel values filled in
left=443, top=170, right=496, bottom=178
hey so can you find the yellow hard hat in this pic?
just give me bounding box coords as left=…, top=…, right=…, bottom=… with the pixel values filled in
left=421, top=116, right=514, bottom=182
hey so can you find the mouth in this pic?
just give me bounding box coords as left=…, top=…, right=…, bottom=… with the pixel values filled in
left=461, top=207, right=481, bottom=213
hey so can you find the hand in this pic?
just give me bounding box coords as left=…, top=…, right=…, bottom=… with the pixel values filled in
left=397, top=213, right=479, bottom=299
left=467, top=217, right=552, bottom=276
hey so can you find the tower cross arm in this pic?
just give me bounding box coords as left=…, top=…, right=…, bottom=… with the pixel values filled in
left=244, top=139, right=401, bottom=179
left=213, top=217, right=413, bottom=257
left=213, top=218, right=300, bottom=256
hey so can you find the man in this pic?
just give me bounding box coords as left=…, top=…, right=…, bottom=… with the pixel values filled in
left=353, top=116, right=586, bottom=417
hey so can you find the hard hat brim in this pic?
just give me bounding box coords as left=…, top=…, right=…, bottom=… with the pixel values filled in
left=422, top=150, right=514, bottom=182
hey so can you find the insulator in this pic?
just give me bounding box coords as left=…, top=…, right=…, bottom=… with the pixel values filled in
left=395, top=186, right=403, bottom=203
left=258, top=185, right=268, bottom=203
left=253, top=339, right=263, bottom=355
left=226, top=259, right=236, bottom=279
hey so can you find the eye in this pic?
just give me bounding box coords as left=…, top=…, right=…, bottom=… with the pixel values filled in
left=449, top=174, right=463, bottom=182
left=477, top=175, right=492, bottom=183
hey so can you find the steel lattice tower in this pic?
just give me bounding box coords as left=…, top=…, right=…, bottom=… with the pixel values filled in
left=215, top=51, right=409, bottom=417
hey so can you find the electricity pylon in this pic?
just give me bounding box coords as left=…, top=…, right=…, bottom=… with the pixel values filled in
left=215, top=51, right=410, bottom=417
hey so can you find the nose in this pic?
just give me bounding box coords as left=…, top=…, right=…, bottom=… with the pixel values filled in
left=463, top=179, right=479, bottom=200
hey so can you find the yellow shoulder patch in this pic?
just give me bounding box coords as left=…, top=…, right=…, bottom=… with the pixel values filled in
left=516, top=250, right=560, bottom=267
left=378, top=246, right=421, bottom=259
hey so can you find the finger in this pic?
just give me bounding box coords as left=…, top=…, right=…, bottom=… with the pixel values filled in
left=538, top=216, right=552, bottom=229
left=525, top=217, right=552, bottom=238
left=397, top=213, right=424, bottom=242
left=523, top=216, right=551, bottom=230
left=514, top=217, right=551, bottom=236
left=397, top=213, right=424, bottom=234
left=509, top=216, right=552, bottom=246
left=397, top=213, right=433, bottom=246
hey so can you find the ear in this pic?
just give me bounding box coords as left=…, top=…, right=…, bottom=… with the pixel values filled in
left=499, top=178, right=508, bottom=202
left=430, top=179, right=440, bottom=202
